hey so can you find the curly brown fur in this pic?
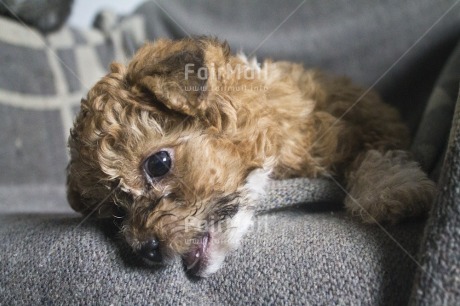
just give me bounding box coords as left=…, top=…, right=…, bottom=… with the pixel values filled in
left=67, top=37, right=436, bottom=276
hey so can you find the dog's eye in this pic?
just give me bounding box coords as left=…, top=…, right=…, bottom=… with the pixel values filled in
left=144, top=151, right=172, bottom=179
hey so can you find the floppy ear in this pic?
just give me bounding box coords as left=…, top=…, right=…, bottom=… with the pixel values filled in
left=126, top=43, right=207, bottom=116
left=127, top=38, right=231, bottom=117
left=66, top=173, right=92, bottom=215
left=141, top=49, right=209, bottom=116
left=66, top=158, right=115, bottom=218
left=66, top=112, right=115, bottom=218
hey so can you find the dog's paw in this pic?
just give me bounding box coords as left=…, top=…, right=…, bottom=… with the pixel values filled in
left=345, top=150, right=436, bottom=223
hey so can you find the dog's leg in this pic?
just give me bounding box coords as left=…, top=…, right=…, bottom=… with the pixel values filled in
left=344, top=150, right=436, bottom=223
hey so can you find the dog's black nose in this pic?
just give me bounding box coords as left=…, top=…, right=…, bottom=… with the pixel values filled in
left=139, top=239, right=162, bottom=263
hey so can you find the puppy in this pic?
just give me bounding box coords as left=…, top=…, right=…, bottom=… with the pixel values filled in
left=67, top=37, right=435, bottom=277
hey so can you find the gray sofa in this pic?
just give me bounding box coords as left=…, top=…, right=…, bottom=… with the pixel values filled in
left=1, top=1, right=459, bottom=304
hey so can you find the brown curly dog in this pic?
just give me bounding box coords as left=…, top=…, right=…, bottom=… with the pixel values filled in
left=67, top=37, right=435, bottom=276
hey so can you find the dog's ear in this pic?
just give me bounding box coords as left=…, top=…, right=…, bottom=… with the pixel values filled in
left=66, top=113, right=114, bottom=218
left=127, top=38, right=230, bottom=117
left=140, top=49, right=208, bottom=116
left=66, top=160, right=115, bottom=218
left=66, top=158, right=113, bottom=218
left=66, top=174, right=92, bottom=215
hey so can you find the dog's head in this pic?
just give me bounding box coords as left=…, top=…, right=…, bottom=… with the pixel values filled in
left=67, top=37, right=272, bottom=276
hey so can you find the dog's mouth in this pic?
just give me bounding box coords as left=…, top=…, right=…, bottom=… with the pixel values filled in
left=183, top=232, right=211, bottom=276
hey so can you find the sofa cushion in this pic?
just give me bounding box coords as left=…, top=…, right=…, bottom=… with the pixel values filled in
left=0, top=208, right=424, bottom=305
left=410, top=40, right=460, bottom=304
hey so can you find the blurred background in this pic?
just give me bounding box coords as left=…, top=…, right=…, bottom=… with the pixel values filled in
left=69, top=0, right=144, bottom=28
